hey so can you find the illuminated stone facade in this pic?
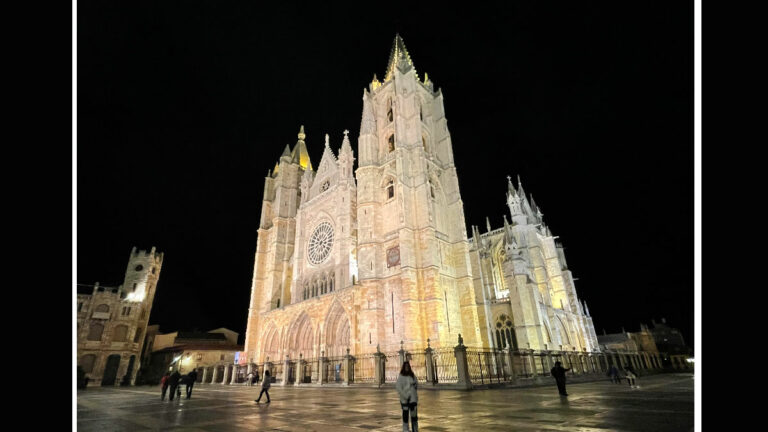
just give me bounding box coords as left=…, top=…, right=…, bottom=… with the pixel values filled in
left=76, top=247, right=163, bottom=386
left=468, top=177, right=600, bottom=353
left=244, top=35, right=597, bottom=364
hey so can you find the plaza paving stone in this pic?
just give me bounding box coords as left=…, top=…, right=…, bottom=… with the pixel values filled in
left=76, top=372, right=694, bottom=431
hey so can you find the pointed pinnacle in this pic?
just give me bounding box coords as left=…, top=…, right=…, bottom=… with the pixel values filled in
left=298, top=125, right=306, bottom=141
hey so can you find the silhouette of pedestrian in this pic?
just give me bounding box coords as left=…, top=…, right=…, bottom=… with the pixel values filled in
left=254, top=370, right=271, bottom=403
left=607, top=364, right=621, bottom=384
left=185, top=369, right=198, bottom=399
left=168, top=370, right=181, bottom=401
left=395, top=361, right=419, bottom=432
left=550, top=361, right=571, bottom=396
left=160, top=372, right=170, bottom=400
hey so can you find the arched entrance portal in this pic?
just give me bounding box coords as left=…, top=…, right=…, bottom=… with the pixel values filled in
left=102, top=354, right=121, bottom=386
left=120, top=355, right=136, bottom=386
left=288, top=312, right=314, bottom=359
left=324, top=301, right=351, bottom=358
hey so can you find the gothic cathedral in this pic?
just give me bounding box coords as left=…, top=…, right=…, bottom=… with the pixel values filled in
left=244, top=35, right=599, bottom=364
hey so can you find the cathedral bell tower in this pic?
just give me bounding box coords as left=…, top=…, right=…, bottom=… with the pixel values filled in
left=244, top=127, right=311, bottom=363
left=355, top=35, right=483, bottom=350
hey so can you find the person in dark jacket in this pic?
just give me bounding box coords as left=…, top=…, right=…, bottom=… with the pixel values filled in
left=185, top=369, right=198, bottom=399
left=255, top=370, right=271, bottom=403
left=550, top=361, right=571, bottom=396
left=160, top=372, right=170, bottom=400
left=607, top=364, right=621, bottom=384
left=168, top=370, right=182, bottom=401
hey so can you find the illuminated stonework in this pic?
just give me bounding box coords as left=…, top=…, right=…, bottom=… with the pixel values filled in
left=243, top=35, right=599, bottom=364
left=76, top=247, right=163, bottom=387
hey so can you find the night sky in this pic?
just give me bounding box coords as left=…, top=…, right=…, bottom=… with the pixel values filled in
left=77, top=2, right=693, bottom=346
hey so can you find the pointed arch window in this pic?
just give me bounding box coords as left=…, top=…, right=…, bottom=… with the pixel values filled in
left=422, top=135, right=427, bottom=152
left=386, top=179, right=395, bottom=200
left=388, top=134, right=395, bottom=152
left=387, top=100, right=393, bottom=122
left=495, top=314, right=517, bottom=349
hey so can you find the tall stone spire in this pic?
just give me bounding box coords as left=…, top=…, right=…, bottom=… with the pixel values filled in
left=290, top=125, right=313, bottom=170
left=384, top=33, right=417, bottom=81
left=338, top=129, right=355, bottom=179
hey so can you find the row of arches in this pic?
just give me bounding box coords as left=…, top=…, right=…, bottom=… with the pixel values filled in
left=261, top=300, right=351, bottom=361
left=302, top=273, right=336, bottom=300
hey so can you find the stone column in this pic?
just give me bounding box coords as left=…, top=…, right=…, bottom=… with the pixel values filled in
left=655, top=354, right=662, bottom=369
left=282, top=355, right=291, bottom=386
left=546, top=349, right=554, bottom=374
left=504, top=347, right=517, bottom=382
left=569, top=351, right=579, bottom=375
left=201, top=367, right=209, bottom=384
left=425, top=339, right=435, bottom=384
left=529, top=350, right=538, bottom=380
left=264, top=358, right=273, bottom=382
left=293, top=353, right=307, bottom=386
left=222, top=364, right=231, bottom=384
left=211, top=365, right=220, bottom=384
left=247, top=362, right=254, bottom=376
left=344, top=348, right=354, bottom=385
left=454, top=334, right=472, bottom=389
left=230, top=365, right=238, bottom=384
left=295, top=354, right=305, bottom=387
left=319, top=351, right=327, bottom=385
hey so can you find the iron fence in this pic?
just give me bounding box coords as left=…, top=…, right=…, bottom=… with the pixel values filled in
left=466, top=348, right=506, bottom=384
left=432, top=348, right=458, bottom=383
left=354, top=353, right=377, bottom=383
left=323, top=357, right=345, bottom=383
left=384, top=352, right=401, bottom=383
left=405, top=351, right=428, bottom=382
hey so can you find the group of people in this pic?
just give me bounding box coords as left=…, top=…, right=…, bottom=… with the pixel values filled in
left=607, top=364, right=639, bottom=388
left=159, top=369, right=198, bottom=401
left=551, top=360, right=641, bottom=396
left=156, top=359, right=638, bottom=431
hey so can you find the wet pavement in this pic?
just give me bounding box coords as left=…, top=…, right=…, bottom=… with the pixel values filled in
left=76, top=373, right=694, bottom=431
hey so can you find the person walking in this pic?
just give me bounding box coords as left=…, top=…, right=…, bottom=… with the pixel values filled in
left=624, top=366, right=638, bottom=388
left=395, top=361, right=419, bottom=432
left=607, top=364, right=621, bottom=384
left=254, top=370, right=271, bottom=403
left=246, top=371, right=253, bottom=386
left=160, top=372, right=170, bottom=400
left=185, top=369, right=198, bottom=399
left=550, top=361, right=571, bottom=396
left=168, top=370, right=181, bottom=401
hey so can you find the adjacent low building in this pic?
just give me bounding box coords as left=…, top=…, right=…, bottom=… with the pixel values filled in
left=139, top=327, right=243, bottom=384
left=648, top=318, right=693, bottom=370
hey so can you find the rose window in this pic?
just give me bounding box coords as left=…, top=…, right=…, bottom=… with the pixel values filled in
left=308, top=222, right=334, bottom=265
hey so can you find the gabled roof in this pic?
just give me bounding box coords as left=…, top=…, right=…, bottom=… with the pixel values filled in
left=175, top=332, right=227, bottom=341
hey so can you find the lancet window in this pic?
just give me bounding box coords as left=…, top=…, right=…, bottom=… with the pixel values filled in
left=495, top=314, right=517, bottom=349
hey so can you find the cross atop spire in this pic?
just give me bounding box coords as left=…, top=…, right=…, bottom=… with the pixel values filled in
left=384, top=33, right=416, bottom=82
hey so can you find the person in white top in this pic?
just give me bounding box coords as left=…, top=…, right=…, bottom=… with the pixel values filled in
left=395, top=361, right=419, bottom=432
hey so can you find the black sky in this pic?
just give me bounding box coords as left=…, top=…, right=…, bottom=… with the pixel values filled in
left=77, top=2, right=693, bottom=346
